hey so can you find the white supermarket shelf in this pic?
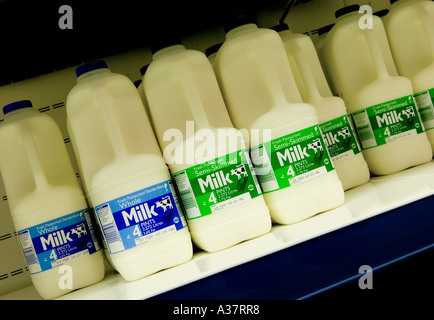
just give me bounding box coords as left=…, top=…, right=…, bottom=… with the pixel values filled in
left=1, top=160, right=434, bottom=300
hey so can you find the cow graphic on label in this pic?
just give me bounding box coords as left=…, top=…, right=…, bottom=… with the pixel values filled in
left=71, top=223, right=88, bottom=247
left=71, top=223, right=87, bottom=238
left=337, top=126, right=352, bottom=149
left=231, top=164, right=248, bottom=180
left=402, top=107, right=416, bottom=128
left=156, top=195, right=174, bottom=224
left=231, top=164, right=249, bottom=191
left=307, top=138, right=324, bottom=164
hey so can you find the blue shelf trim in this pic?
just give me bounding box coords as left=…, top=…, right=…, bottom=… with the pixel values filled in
left=149, top=194, right=434, bottom=300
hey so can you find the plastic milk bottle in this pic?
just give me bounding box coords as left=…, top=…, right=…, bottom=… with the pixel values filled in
left=143, top=37, right=272, bottom=252
left=272, top=23, right=370, bottom=190
left=383, top=0, right=434, bottom=152
left=0, top=100, right=105, bottom=299
left=66, top=61, right=192, bottom=281
left=213, top=13, right=345, bottom=224
left=322, top=5, right=432, bottom=175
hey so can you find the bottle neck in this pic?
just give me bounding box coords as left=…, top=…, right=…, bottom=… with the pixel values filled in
left=226, top=23, right=258, bottom=40
left=152, top=44, right=186, bottom=60
left=76, top=68, right=111, bottom=82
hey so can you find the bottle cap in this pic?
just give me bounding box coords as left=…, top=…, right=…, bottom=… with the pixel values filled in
left=75, top=60, right=108, bottom=78
left=3, top=100, right=33, bottom=115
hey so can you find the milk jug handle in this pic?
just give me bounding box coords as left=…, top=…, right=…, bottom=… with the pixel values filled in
left=20, top=123, right=51, bottom=191
left=254, top=44, right=292, bottom=106
left=289, top=41, right=323, bottom=101
left=363, top=28, right=390, bottom=81
left=96, top=88, right=130, bottom=159
left=416, top=6, right=434, bottom=59
left=178, top=63, right=212, bottom=130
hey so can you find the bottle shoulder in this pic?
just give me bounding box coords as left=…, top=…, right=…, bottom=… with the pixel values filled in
left=148, top=49, right=209, bottom=72
left=73, top=71, right=129, bottom=89
left=224, top=27, right=281, bottom=47
left=0, top=108, right=52, bottom=132
left=67, top=72, right=134, bottom=103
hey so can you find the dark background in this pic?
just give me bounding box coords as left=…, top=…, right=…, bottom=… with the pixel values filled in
left=0, top=0, right=291, bottom=86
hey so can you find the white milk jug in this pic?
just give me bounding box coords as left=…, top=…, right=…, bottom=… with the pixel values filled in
left=143, top=39, right=271, bottom=252
left=0, top=100, right=105, bottom=299
left=214, top=17, right=344, bottom=225
left=273, top=23, right=370, bottom=190
left=383, top=0, right=434, bottom=152
left=66, top=61, right=192, bottom=281
left=322, top=5, right=432, bottom=176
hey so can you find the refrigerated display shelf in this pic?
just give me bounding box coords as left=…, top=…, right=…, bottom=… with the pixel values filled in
left=1, top=160, right=433, bottom=300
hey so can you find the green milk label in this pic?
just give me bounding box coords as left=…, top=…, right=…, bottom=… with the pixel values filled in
left=319, top=114, right=362, bottom=163
left=413, top=88, right=434, bottom=131
left=250, top=124, right=335, bottom=193
left=350, top=95, right=425, bottom=150
left=172, top=149, right=262, bottom=220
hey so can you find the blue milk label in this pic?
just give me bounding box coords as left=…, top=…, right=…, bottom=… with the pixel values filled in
left=94, top=180, right=188, bottom=254
left=17, top=209, right=101, bottom=275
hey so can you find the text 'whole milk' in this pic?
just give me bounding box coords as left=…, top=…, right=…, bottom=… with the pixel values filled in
left=213, top=11, right=345, bottom=224
left=272, top=23, right=370, bottom=191
left=66, top=61, right=193, bottom=281
left=143, top=36, right=271, bottom=252
left=383, top=0, right=434, bottom=152
left=322, top=5, right=432, bottom=176
left=0, top=100, right=105, bottom=299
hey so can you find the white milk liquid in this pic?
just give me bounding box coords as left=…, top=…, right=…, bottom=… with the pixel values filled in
left=214, top=23, right=344, bottom=224
left=66, top=62, right=193, bottom=281
left=143, top=44, right=271, bottom=252
left=0, top=102, right=105, bottom=299
left=66, top=119, right=117, bottom=272
left=322, top=8, right=432, bottom=176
